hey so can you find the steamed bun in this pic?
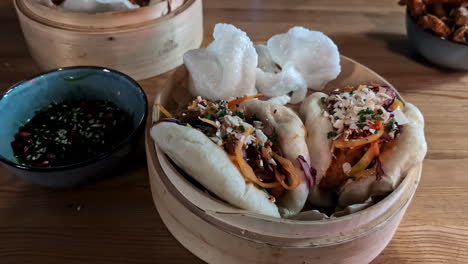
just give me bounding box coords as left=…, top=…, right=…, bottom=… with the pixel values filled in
left=184, top=24, right=258, bottom=100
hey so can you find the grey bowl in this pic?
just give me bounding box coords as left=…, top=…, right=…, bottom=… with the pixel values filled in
left=406, top=12, right=468, bottom=71
left=0, top=66, right=147, bottom=188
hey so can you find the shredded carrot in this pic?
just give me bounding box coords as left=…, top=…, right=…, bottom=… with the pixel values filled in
left=234, top=128, right=280, bottom=188
left=187, top=100, right=198, bottom=110
left=198, top=117, right=219, bottom=128
left=157, top=104, right=173, bottom=118
left=389, top=99, right=405, bottom=112
left=271, top=152, right=300, bottom=190
left=227, top=94, right=263, bottom=109
left=334, top=126, right=384, bottom=149
left=347, top=142, right=380, bottom=176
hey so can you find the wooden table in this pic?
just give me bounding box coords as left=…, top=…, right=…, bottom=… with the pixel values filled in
left=1, top=0, right=467, bottom=263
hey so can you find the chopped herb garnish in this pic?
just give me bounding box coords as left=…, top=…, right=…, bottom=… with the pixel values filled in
left=385, top=120, right=396, bottom=132
left=238, top=125, right=245, bottom=132
left=377, top=109, right=383, bottom=115
left=372, top=114, right=384, bottom=121
left=218, top=109, right=228, bottom=117
left=233, top=111, right=245, bottom=119
left=258, top=143, right=263, bottom=150
left=269, top=133, right=278, bottom=143
left=327, top=131, right=338, bottom=139
left=358, top=107, right=373, bottom=115
left=374, top=130, right=379, bottom=134
left=246, top=114, right=259, bottom=124
left=321, top=97, right=326, bottom=104
left=205, top=114, right=215, bottom=120
left=357, top=123, right=366, bottom=129
left=360, top=115, right=367, bottom=122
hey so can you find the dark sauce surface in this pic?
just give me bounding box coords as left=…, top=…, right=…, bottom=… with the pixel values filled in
left=11, top=99, right=131, bottom=167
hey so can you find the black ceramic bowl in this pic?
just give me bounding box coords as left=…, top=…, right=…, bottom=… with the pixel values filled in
left=406, top=12, right=468, bottom=71
left=0, top=67, right=147, bottom=188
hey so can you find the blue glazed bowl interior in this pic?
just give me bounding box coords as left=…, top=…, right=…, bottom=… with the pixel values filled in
left=0, top=67, right=147, bottom=168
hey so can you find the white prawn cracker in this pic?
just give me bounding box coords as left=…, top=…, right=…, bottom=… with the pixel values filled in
left=255, top=45, right=307, bottom=104
left=267, top=26, right=341, bottom=91
left=184, top=23, right=258, bottom=101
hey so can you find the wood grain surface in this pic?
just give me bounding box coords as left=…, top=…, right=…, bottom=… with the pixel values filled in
left=0, top=0, right=466, bottom=263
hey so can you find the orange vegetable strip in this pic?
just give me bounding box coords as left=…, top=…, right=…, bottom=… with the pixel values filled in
left=348, top=142, right=380, bottom=176
left=271, top=152, right=300, bottom=190
left=334, top=126, right=384, bottom=149
left=157, top=104, right=173, bottom=118
left=227, top=94, right=264, bottom=109
left=234, top=128, right=280, bottom=188
left=389, top=99, right=405, bottom=112
left=198, top=117, right=219, bottom=128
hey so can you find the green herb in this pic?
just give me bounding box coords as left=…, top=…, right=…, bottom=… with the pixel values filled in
left=320, top=97, right=326, bottom=104
left=246, top=114, right=259, bottom=124
left=63, top=73, right=95, bottom=82
left=269, top=133, right=278, bottom=143
left=205, top=114, right=215, bottom=120
left=372, top=114, right=384, bottom=121
left=358, top=108, right=373, bottom=116
left=238, top=125, right=245, bottom=132
left=327, top=131, right=337, bottom=139
left=374, top=130, right=379, bottom=134
left=360, top=115, right=367, bottom=122
left=233, top=111, right=245, bottom=119
left=218, top=109, right=227, bottom=117
left=357, top=123, right=365, bottom=129
left=377, top=109, right=383, bottom=115
left=355, top=132, right=361, bottom=137
left=385, top=120, right=396, bottom=132
left=258, top=143, right=263, bottom=150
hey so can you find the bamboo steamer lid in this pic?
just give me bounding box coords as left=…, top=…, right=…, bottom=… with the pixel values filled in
left=145, top=56, right=423, bottom=263
left=14, top=0, right=203, bottom=80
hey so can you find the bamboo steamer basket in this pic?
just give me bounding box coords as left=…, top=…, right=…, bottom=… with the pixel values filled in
left=145, top=56, right=423, bottom=263
left=14, top=0, right=203, bottom=80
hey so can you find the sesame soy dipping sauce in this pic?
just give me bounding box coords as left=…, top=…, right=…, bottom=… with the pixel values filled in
left=11, top=99, right=131, bottom=167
